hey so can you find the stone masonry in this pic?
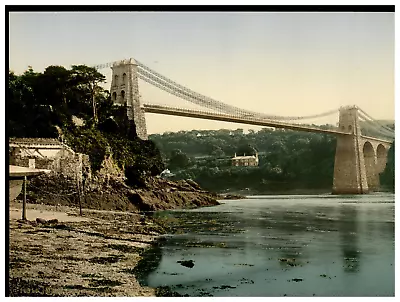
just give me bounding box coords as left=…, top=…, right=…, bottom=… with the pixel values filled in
left=9, top=138, right=91, bottom=183
left=110, top=58, right=148, bottom=140
left=332, top=106, right=391, bottom=194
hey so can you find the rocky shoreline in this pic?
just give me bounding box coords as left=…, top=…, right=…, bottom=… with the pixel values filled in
left=8, top=174, right=234, bottom=297
left=27, top=174, right=223, bottom=212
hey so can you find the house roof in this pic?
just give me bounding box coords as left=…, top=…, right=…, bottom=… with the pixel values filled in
left=232, top=155, right=257, bottom=160
left=9, top=137, right=61, bottom=145
left=9, top=137, right=75, bottom=153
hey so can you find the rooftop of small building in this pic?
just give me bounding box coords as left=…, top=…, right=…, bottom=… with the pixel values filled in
left=232, top=155, right=258, bottom=160
left=9, top=137, right=75, bottom=154
left=9, top=137, right=62, bottom=145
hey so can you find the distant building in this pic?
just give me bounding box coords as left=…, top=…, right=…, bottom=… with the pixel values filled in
left=231, top=152, right=259, bottom=167
left=159, top=169, right=175, bottom=178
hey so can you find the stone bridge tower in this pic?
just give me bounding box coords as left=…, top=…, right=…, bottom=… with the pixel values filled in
left=332, top=106, right=391, bottom=194
left=110, top=58, right=148, bottom=140
left=332, top=106, right=369, bottom=194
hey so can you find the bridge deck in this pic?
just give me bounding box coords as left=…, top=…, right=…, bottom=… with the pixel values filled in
left=143, top=104, right=351, bottom=136
left=359, top=135, right=392, bottom=144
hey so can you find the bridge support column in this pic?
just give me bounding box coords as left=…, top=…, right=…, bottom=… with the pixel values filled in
left=110, top=58, right=148, bottom=140
left=363, top=142, right=379, bottom=191
left=332, top=107, right=369, bottom=194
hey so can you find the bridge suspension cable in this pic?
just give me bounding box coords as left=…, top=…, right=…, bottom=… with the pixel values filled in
left=136, top=59, right=339, bottom=121
left=358, top=114, right=395, bottom=139
left=359, top=117, right=393, bottom=133
left=358, top=108, right=395, bottom=134
left=92, top=60, right=120, bottom=70
left=358, top=111, right=395, bottom=134
left=360, top=125, right=395, bottom=140
left=92, top=58, right=340, bottom=122
left=360, top=124, right=394, bottom=140
left=138, top=72, right=226, bottom=113
left=136, top=60, right=248, bottom=115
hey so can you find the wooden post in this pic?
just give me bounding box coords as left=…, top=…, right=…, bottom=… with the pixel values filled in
left=76, top=160, right=83, bottom=216
left=22, top=176, right=27, bottom=221
left=77, top=178, right=83, bottom=216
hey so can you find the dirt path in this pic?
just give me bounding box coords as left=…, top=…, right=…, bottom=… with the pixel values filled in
left=8, top=203, right=165, bottom=296
left=9, top=207, right=89, bottom=222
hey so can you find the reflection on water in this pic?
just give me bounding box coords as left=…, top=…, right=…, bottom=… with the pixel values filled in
left=142, top=193, right=394, bottom=297
left=339, top=206, right=359, bottom=273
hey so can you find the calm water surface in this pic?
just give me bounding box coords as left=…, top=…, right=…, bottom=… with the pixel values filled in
left=142, top=194, right=394, bottom=297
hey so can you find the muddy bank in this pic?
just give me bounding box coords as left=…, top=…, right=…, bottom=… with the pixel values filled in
left=8, top=202, right=173, bottom=297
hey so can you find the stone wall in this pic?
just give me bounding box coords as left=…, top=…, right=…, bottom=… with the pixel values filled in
left=50, top=152, right=90, bottom=182
left=10, top=140, right=129, bottom=194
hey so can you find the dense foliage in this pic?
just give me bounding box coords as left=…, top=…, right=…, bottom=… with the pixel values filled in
left=380, top=142, right=395, bottom=192
left=150, top=129, right=337, bottom=193
left=8, top=66, right=164, bottom=184
left=150, top=128, right=395, bottom=194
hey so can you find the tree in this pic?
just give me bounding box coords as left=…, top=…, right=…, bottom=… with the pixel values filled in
left=149, top=126, right=338, bottom=193
left=70, top=65, right=106, bottom=125
left=380, top=141, right=394, bottom=191
left=40, top=65, right=72, bottom=105
left=236, top=144, right=256, bottom=156
left=8, top=69, right=59, bottom=137
left=168, top=149, right=191, bottom=169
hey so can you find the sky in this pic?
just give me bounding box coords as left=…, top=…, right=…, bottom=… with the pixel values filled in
left=8, top=11, right=395, bottom=134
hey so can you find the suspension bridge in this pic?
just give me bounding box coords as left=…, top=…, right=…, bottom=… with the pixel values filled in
left=93, top=58, right=394, bottom=195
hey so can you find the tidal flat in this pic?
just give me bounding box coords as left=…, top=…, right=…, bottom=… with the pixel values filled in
left=8, top=202, right=165, bottom=297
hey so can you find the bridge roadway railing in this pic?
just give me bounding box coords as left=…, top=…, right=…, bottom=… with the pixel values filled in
left=142, top=104, right=351, bottom=136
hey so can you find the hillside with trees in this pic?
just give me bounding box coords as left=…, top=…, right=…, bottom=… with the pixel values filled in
left=150, top=127, right=394, bottom=194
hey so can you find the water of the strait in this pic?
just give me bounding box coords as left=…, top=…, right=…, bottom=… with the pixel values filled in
left=140, top=193, right=394, bottom=297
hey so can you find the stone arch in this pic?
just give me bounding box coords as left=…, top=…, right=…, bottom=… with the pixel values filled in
left=363, top=142, right=375, bottom=159
left=114, top=75, right=119, bottom=85
left=363, top=141, right=378, bottom=191
left=376, top=144, right=387, bottom=173
left=112, top=92, right=117, bottom=101
left=348, top=125, right=352, bottom=132
left=122, top=73, right=127, bottom=84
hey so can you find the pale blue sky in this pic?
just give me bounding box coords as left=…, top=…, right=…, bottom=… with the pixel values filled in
left=9, top=12, right=394, bottom=133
